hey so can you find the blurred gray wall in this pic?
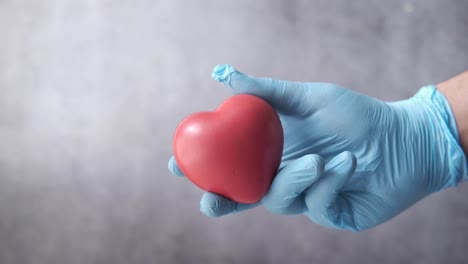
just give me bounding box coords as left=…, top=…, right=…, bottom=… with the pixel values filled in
left=1, top=0, right=468, bottom=263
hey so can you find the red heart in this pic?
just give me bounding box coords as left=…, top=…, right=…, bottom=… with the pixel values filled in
left=173, top=94, right=284, bottom=204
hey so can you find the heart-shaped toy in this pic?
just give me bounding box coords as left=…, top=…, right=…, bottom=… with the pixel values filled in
left=173, top=94, right=284, bottom=204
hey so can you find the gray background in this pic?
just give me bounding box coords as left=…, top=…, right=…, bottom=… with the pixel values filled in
left=1, top=0, right=468, bottom=263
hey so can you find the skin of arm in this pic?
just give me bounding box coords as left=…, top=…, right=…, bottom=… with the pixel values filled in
left=437, top=71, right=468, bottom=159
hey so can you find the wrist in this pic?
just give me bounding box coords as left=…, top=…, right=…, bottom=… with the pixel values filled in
left=386, top=88, right=461, bottom=192
left=411, top=86, right=468, bottom=187
left=437, top=71, right=468, bottom=160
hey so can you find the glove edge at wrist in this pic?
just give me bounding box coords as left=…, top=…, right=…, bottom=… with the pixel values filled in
left=414, top=85, right=468, bottom=186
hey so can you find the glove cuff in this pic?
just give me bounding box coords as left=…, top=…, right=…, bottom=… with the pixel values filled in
left=413, top=85, right=468, bottom=185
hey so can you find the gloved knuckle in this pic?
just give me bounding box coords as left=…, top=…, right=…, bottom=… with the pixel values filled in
left=303, top=154, right=325, bottom=171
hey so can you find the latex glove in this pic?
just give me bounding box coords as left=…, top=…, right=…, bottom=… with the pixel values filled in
left=168, top=64, right=468, bottom=231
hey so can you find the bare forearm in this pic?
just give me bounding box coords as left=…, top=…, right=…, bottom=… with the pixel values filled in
left=437, top=71, right=468, bottom=159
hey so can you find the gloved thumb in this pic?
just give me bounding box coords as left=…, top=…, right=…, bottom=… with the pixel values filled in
left=211, top=64, right=313, bottom=115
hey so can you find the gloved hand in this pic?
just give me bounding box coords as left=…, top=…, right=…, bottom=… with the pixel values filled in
left=168, top=64, right=468, bottom=231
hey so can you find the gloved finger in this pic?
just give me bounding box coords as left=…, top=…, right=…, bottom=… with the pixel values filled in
left=167, top=156, right=185, bottom=177
left=211, top=64, right=315, bottom=115
left=304, top=151, right=357, bottom=229
left=200, top=192, right=260, bottom=217
left=262, top=154, right=324, bottom=215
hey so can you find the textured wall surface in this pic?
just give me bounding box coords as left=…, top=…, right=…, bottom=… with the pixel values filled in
left=1, top=0, right=468, bottom=263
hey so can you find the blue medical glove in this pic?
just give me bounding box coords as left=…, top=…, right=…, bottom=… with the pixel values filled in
left=168, top=64, right=468, bottom=231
